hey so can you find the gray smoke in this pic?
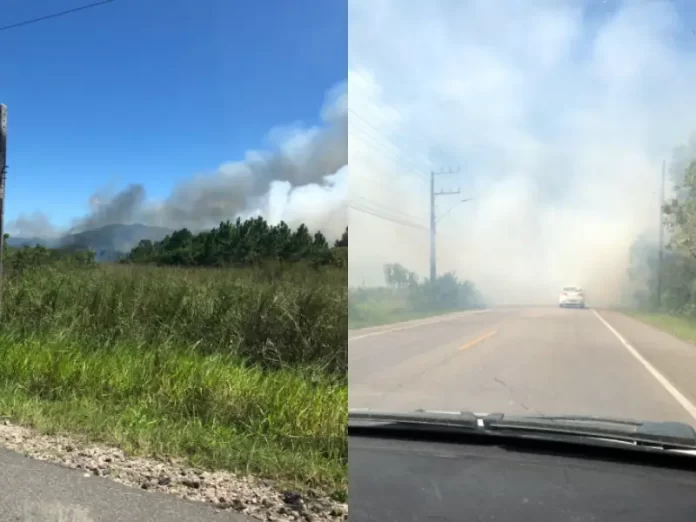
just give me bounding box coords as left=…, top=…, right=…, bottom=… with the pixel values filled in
left=74, top=185, right=147, bottom=233
left=349, top=0, right=696, bottom=306
left=7, top=211, right=60, bottom=239
left=11, top=81, right=347, bottom=240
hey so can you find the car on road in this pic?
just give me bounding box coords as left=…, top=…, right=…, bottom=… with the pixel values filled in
left=559, top=286, right=585, bottom=308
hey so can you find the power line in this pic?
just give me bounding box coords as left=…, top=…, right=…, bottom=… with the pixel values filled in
left=350, top=129, right=430, bottom=227
left=349, top=108, right=430, bottom=180
left=350, top=205, right=426, bottom=231
left=349, top=108, right=430, bottom=172
left=352, top=195, right=426, bottom=226
left=350, top=128, right=427, bottom=183
left=349, top=71, right=433, bottom=177
left=349, top=204, right=428, bottom=232
left=0, top=0, right=116, bottom=32
left=350, top=69, right=435, bottom=172
left=351, top=68, right=412, bottom=133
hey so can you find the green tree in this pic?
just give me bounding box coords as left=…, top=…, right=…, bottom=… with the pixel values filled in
left=633, top=157, right=696, bottom=315
left=123, top=217, right=343, bottom=268
left=664, top=160, right=696, bottom=260
left=334, top=227, right=348, bottom=248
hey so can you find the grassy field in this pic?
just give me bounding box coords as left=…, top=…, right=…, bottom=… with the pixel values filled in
left=623, top=310, right=696, bottom=345
left=348, top=287, right=470, bottom=329
left=348, top=301, right=462, bottom=329
left=0, top=261, right=347, bottom=498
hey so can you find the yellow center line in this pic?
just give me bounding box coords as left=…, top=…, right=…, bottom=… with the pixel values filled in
left=459, top=330, right=497, bottom=351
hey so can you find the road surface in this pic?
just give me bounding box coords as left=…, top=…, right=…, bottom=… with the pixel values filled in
left=349, top=307, right=696, bottom=425
left=0, top=446, right=253, bottom=522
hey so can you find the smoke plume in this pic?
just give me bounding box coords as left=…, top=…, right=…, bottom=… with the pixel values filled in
left=7, top=211, right=60, bottom=239
left=9, top=81, right=347, bottom=241
left=349, top=0, right=696, bottom=306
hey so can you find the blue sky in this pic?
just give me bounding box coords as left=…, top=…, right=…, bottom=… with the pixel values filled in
left=0, top=0, right=347, bottom=233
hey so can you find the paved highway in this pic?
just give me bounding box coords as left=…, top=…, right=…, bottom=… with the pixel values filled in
left=349, top=307, right=696, bottom=425
left=0, top=446, right=252, bottom=522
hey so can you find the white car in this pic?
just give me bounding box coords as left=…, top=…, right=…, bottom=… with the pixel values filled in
left=559, top=286, right=585, bottom=308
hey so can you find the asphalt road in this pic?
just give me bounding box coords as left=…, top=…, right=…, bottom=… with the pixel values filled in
left=349, top=307, right=696, bottom=426
left=0, top=447, right=253, bottom=522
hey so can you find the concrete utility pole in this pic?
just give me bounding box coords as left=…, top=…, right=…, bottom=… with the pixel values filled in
left=656, top=159, right=666, bottom=310
left=430, top=167, right=460, bottom=282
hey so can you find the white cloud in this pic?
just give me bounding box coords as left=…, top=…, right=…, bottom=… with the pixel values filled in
left=349, top=0, right=696, bottom=305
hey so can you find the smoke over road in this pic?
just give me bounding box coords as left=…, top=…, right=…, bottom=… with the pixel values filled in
left=349, top=0, right=696, bottom=307
left=9, top=81, right=347, bottom=241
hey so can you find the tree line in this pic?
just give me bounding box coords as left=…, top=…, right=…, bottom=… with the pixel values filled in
left=349, top=262, right=485, bottom=325
left=124, top=217, right=348, bottom=268
left=0, top=218, right=348, bottom=271
left=629, top=157, right=696, bottom=314
left=1, top=236, right=97, bottom=276
left=381, top=262, right=485, bottom=311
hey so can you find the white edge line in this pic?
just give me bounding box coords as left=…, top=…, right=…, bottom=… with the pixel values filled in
left=348, top=309, right=491, bottom=341
left=593, top=309, right=696, bottom=423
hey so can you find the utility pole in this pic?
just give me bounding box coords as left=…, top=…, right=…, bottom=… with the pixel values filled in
left=656, top=159, right=665, bottom=310
left=0, top=105, right=6, bottom=315
left=430, top=167, right=460, bottom=282
left=0, top=104, right=6, bottom=316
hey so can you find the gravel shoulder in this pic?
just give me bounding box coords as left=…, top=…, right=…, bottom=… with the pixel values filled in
left=0, top=418, right=347, bottom=522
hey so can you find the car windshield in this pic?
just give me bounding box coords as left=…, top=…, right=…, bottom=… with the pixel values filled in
left=348, top=0, right=696, bottom=441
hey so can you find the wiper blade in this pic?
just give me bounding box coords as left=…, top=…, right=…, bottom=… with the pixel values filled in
left=511, top=414, right=641, bottom=426
left=348, top=409, right=479, bottom=429
left=486, top=414, right=696, bottom=448
left=348, top=409, right=696, bottom=449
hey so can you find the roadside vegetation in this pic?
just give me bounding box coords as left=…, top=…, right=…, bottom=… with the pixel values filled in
left=622, top=312, right=696, bottom=345
left=349, top=261, right=485, bottom=329
left=0, top=218, right=348, bottom=498
left=627, top=157, right=696, bottom=344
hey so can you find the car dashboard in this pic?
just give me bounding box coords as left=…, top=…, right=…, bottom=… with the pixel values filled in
left=349, top=427, right=696, bottom=521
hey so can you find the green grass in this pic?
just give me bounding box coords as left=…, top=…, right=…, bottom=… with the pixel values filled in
left=2, top=262, right=347, bottom=374
left=623, top=310, right=696, bottom=345
left=348, top=288, right=468, bottom=329
left=0, top=261, right=347, bottom=497
left=348, top=302, right=464, bottom=329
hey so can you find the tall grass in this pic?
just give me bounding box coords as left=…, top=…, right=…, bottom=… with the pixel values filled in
left=2, top=262, right=347, bottom=375
left=349, top=287, right=463, bottom=329
left=0, top=262, right=347, bottom=495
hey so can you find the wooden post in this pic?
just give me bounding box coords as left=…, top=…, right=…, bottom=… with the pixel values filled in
left=0, top=104, right=8, bottom=315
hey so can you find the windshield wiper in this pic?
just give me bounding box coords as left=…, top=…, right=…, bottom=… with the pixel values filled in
left=348, top=409, right=696, bottom=450
left=484, top=413, right=696, bottom=449
left=349, top=409, right=480, bottom=429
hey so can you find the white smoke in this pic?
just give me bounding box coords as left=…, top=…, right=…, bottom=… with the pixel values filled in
left=9, top=81, right=347, bottom=242
left=349, top=0, right=696, bottom=306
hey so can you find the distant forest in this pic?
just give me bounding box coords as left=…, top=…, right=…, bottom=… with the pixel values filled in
left=2, top=218, right=348, bottom=270
left=125, top=217, right=348, bottom=268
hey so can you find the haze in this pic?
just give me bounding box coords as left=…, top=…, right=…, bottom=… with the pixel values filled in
left=349, top=0, right=696, bottom=307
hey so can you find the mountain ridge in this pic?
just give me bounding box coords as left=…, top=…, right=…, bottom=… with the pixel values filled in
left=7, top=224, right=174, bottom=261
